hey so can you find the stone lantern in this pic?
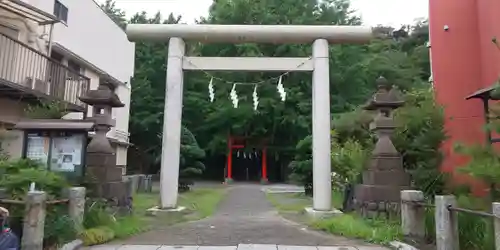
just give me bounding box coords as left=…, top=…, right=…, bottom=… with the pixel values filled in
left=79, top=84, right=129, bottom=208
left=354, top=76, right=410, bottom=218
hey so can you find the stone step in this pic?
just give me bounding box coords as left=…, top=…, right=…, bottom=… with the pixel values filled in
left=84, top=244, right=390, bottom=250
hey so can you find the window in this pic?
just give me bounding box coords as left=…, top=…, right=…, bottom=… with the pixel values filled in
left=67, top=60, right=81, bottom=74
left=50, top=51, right=64, bottom=63
left=53, top=0, right=68, bottom=23
left=67, top=60, right=83, bottom=80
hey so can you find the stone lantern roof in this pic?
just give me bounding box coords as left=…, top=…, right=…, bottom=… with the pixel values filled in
left=79, top=84, right=125, bottom=107
left=363, top=77, right=404, bottom=111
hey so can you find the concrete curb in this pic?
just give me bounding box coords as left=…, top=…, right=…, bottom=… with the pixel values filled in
left=59, top=239, right=83, bottom=250
left=389, top=241, right=420, bottom=250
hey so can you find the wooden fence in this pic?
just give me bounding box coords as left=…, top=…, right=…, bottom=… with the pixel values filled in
left=401, top=190, right=500, bottom=250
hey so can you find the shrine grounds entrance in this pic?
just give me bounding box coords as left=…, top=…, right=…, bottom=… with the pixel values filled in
left=126, top=24, right=374, bottom=217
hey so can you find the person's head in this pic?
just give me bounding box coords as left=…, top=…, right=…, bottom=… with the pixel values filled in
left=0, top=207, right=9, bottom=217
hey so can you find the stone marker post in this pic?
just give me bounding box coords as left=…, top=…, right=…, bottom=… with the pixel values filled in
left=401, top=190, right=425, bottom=243
left=22, top=191, right=46, bottom=250
left=435, top=195, right=459, bottom=250
left=68, top=187, right=86, bottom=232
left=492, top=202, right=500, bottom=250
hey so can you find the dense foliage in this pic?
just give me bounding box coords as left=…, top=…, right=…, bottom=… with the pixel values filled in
left=393, top=88, right=447, bottom=196
left=290, top=88, right=446, bottom=198
left=0, top=159, right=75, bottom=247
left=100, top=0, right=431, bottom=179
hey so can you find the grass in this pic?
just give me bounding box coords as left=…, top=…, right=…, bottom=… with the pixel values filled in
left=134, top=187, right=227, bottom=221
left=267, top=190, right=498, bottom=248
left=266, top=190, right=343, bottom=213
left=266, top=192, right=312, bottom=212
left=179, top=188, right=227, bottom=219
left=265, top=190, right=402, bottom=245
left=312, top=214, right=402, bottom=245
left=81, top=187, right=227, bottom=245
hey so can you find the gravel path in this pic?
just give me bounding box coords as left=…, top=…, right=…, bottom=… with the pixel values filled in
left=117, top=184, right=376, bottom=247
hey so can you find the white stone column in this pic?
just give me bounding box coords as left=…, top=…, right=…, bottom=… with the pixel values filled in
left=492, top=202, right=500, bottom=250
left=311, top=39, right=332, bottom=211
left=160, top=37, right=185, bottom=209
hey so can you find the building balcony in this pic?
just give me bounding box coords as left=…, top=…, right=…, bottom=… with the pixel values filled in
left=0, top=33, right=90, bottom=112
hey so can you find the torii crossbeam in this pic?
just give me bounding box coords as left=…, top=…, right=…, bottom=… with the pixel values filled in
left=126, top=24, right=374, bottom=218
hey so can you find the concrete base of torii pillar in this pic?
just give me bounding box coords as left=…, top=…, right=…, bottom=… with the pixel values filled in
left=125, top=24, right=374, bottom=215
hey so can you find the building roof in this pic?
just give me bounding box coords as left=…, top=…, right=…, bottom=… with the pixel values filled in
left=0, top=0, right=59, bottom=25
left=52, top=42, right=127, bottom=88
left=14, top=119, right=95, bottom=131
left=465, top=85, right=500, bottom=101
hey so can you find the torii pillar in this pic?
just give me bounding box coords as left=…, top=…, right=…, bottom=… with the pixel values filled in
left=126, top=24, right=374, bottom=216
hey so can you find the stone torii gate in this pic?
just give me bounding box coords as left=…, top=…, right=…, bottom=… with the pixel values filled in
left=126, top=24, right=374, bottom=217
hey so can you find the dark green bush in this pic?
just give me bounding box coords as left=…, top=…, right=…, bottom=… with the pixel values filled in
left=83, top=200, right=116, bottom=229
left=79, top=226, right=115, bottom=246
left=44, top=206, right=77, bottom=247
left=288, top=135, right=312, bottom=191
left=392, top=88, right=447, bottom=196
left=0, top=158, right=73, bottom=247
left=0, top=158, right=69, bottom=201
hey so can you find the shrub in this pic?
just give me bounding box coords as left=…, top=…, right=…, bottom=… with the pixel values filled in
left=24, top=100, right=69, bottom=119
left=0, top=158, right=73, bottom=247
left=331, top=138, right=370, bottom=188
left=44, top=209, right=77, bottom=247
left=393, top=87, right=447, bottom=197
left=0, top=158, right=69, bottom=201
left=288, top=135, right=312, bottom=192
left=79, top=226, right=115, bottom=246
left=289, top=87, right=447, bottom=199
left=83, top=200, right=116, bottom=229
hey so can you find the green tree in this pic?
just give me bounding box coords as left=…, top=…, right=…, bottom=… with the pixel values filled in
left=100, top=0, right=127, bottom=29
left=101, top=0, right=432, bottom=180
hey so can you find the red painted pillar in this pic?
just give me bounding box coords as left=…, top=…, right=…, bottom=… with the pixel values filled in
left=226, top=136, right=233, bottom=183
left=261, top=147, right=268, bottom=184
left=430, top=0, right=500, bottom=194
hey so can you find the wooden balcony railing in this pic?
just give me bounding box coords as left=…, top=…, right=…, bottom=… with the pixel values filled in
left=0, top=33, right=90, bottom=111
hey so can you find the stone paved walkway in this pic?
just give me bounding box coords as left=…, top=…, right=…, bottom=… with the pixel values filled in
left=90, top=184, right=389, bottom=249
left=86, top=244, right=389, bottom=249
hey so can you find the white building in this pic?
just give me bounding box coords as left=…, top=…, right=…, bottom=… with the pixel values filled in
left=0, top=0, right=134, bottom=171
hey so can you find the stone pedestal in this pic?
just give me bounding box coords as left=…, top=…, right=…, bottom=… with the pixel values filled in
left=304, top=207, right=343, bottom=220
left=146, top=206, right=187, bottom=217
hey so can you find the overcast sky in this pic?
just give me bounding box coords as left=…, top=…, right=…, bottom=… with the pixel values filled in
left=100, top=0, right=428, bottom=27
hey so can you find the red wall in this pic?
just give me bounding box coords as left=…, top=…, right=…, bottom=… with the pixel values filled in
left=430, top=0, right=500, bottom=193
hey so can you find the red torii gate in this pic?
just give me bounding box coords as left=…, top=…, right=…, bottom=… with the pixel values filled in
left=226, top=135, right=268, bottom=183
